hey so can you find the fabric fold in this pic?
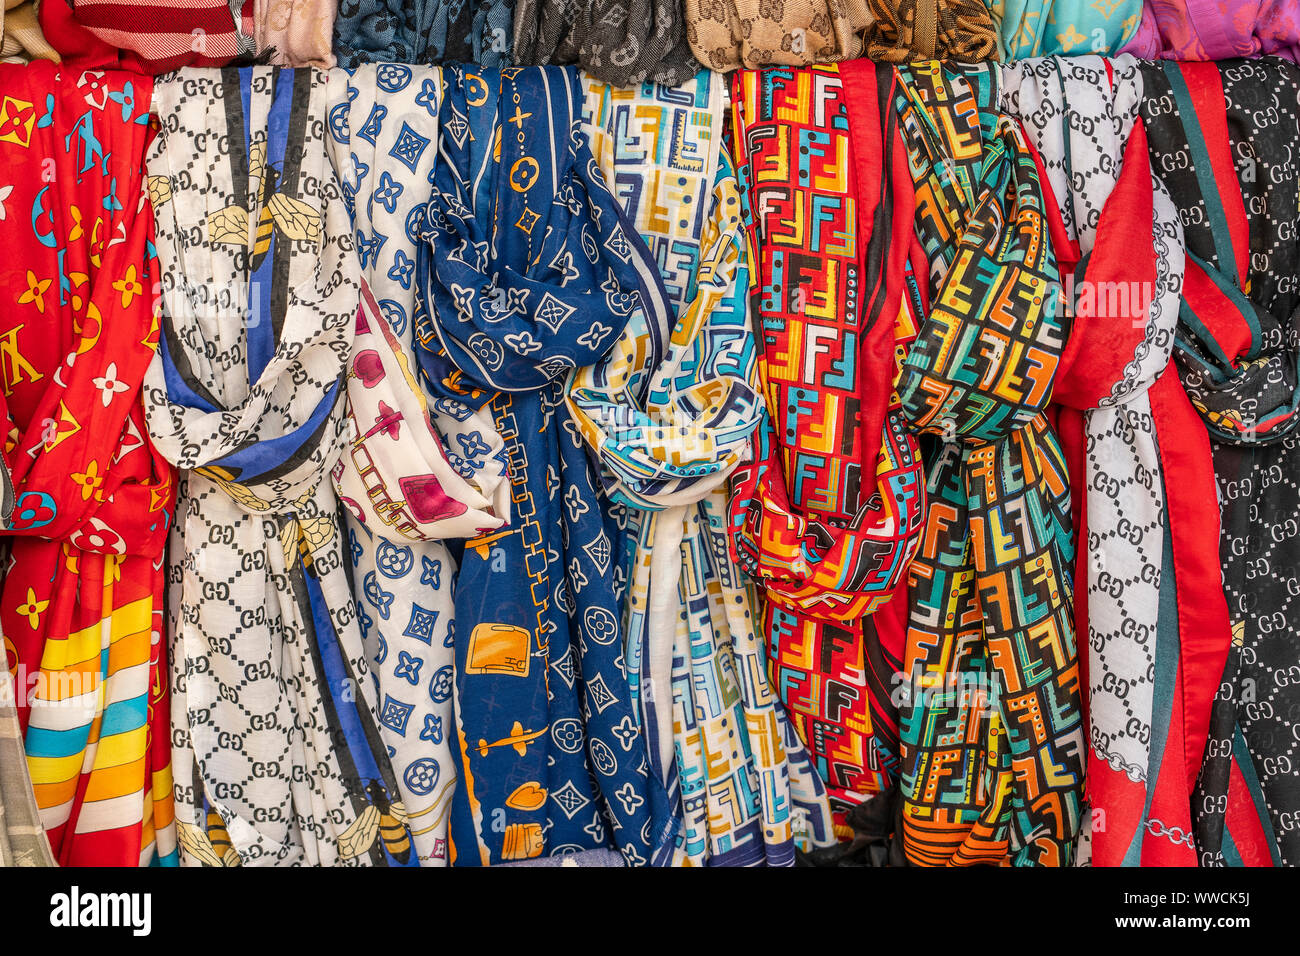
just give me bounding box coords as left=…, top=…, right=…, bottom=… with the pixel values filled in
left=685, top=0, right=873, bottom=71
left=332, top=0, right=512, bottom=68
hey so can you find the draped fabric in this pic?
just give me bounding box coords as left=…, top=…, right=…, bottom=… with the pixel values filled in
left=987, top=0, right=1141, bottom=58
left=0, top=62, right=176, bottom=867
left=332, top=0, right=512, bottom=68
left=1123, top=0, right=1300, bottom=61
left=513, top=0, right=698, bottom=86
left=326, top=63, right=512, bottom=866
left=2, top=0, right=58, bottom=62
left=1139, top=58, right=1300, bottom=867
left=864, top=0, right=998, bottom=62
left=414, top=65, right=675, bottom=866
left=684, top=0, right=872, bottom=71
left=146, top=66, right=408, bottom=867
left=726, top=63, right=927, bottom=835
left=571, top=72, right=834, bottom=865
left=1000, top=55, right=1231, bottom=867
left=257, top=0, right=337, bottom=68
left=0, top=666, right=56, bottom=866
left=39, top=0, right=257, bottom=73
left=893, top=61, right=1085, bottom=867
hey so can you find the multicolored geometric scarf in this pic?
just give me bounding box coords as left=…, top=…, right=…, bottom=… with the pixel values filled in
left=726, top=63, right=927, bottom=835
left=1123, top=0, right=1300, bottom=61
left=1140, top=58, right=1300, bottom=866
left=864, top=0, right=998, bottom=61
left=326, top=63, right=512, bottom=865
left=332, top=0, right=512, bottom=68
left=685, top=0, right=872, bottom=70
left=145, top=66, right=407, bottom=867
left=987, top=0, right=1142, bottom=58
left=514, top=0, right=697, bottom=86
left=0, top=62, right=176, bottom=867
left=893, top=60, right=1085, bottom=867
left=572, top=72, right=834, bottom=865
left=414, top=65, right=675, bottom=866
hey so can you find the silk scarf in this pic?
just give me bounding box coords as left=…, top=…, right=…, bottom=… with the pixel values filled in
left=571, top=72, right=835, bottom=865
left=864, top=0, right=997, bottom=61
left=514, top=0, right=697, bottom=86
left=988, top=0, right=1142, bottom=58
left=332, top=0, right=512, bottom=68
left=326, top=63, right=513, bottom=866
left=146, top=66, right=408, bottom=867
left=1139, top=58, right=1300, bottom=867
left=893, top=61, right=1085, bottom=867
left=414, top=65, right=675, bottom=866
left=685, top=0, right=872, bottom=71
left=0, top=62, right=176, bottom=867
left=1123, top=0, right=1300, bottom=61
left=258, top=0, right=337, bottom=67
left=727, top=63, right=927, bottom=836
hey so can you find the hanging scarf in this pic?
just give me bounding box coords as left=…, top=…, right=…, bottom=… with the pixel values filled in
left=1139, top=58, right=1300, bottom=867
left=684, top=0, right=872, bottom=71
left=571, top=71, right=835, bottom=865
left=0, top=61, right=175, bottom=867
left=1000, top=55, right=1232, bottom=867
left=332, top=0, right=511, bottom=68
left=726, top=63, right=927, bottom=836
left=987, top=0, right=1142, bottom=58
left=414, top=65, right=675, bottom=866
left=893, top=60, right=1084, bottom=867
left=1, top=665, right=55, bottom=866
left=864, top=0, right=997, bottom=61
left=325, top=63, right=513, bottom=866
left=146, top=66, right=408, bottom=867
left=514, top=0, right=697, bottom=86
left=257, top=0, right=337, bottom=67
left=1123, top=0, right=1300, bottom=61
left=2, top=0, right=58, bottom=62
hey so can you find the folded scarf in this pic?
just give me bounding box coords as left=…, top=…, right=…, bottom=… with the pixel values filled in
left=988, top=0, right=1142, bottom=58
left=864, top=0, right=997, bottom=61
left=893, top=61, right=1085, bottom=867
left=146, top=66, right=409, bottom=867
left=0, top=62, right=175, bottom=867
left=685, top=0, right=872, bottom=70
left=333, top=0, right=511, bottom=67
left=1123, top=0, right=1300, bottom=61
left=1001, top=55, right=1231, bottom=867
left=0, top=666, right=55, bottom=866
left=1140, top=58, right=1300, bottom=867
left=571, top=71, right=835, bottom=865
left=258, top=0, right=336, bottom=67
left=414, top=65, right=675, bottom=866
left=514, top=0, right=697, bottom=85
left=326, top=63, right=512, bottom=865
left=2, top=0, right=58, bottom=61
left=726, top=64, right=927, bottom=836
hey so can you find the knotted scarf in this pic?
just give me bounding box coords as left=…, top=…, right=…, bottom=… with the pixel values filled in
left=570, top=72, right=834, bottom=865
left=0, top=62, right=175, bottom=867
left=1140, top=58, right=1300, bottom=867
left=1001, top=55, right=1231, bottom=867
left=685, top=0, right=871, bottom=71
left=1124, top=0, right=1300, bottom=61
left=864, top=0, right=997, bottom=62
left=414, top=65, right=675, bottom=866
left=726, top=64, right=927, bottom=835
left=326, top=63, right=512, bottom=866
left=893, top=61, right=1085, bottom=867
left=514, top=0, right=697, bottom=86
left=987, top=0, right=1142, bottom=58
left=332, top=0, right=512, bottom=68
left=146, top=66, right=408, bottom=867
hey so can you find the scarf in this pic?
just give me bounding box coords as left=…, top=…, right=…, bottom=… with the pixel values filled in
left=332, top=0, right=512, bottom=68
left=684, top=0, right=872, bottom=71
left=514, top=0, right=697, bottom=86
left=0, top=62, right=175, bottom=867
left=326, top=63, right=513, bottom=866
left=893, top=61, right=1085, bottom=867
left=1140, top=58, right=1300, bottom=867
left=414, top=65, right=675, bottom=866
left=1124, top=0, right=1300, bottom=61
left=2, top=0, right=58, bottom=62
left=572, top=71, right=835, bottom=865
left=1, top=665, right=55, bottom=866
left=987, top=0, right=1142, bottom=58
left=864, top=0, right=998, bottom=61
left=1000, top=55, right=1232, bottom=867
left=726, top=63, right=927, bottom=836
left=146, top=65, right=409, bottom=867
left=257, top=0, right=337, bottom=67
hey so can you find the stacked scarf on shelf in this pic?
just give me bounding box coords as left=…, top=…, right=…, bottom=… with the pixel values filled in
left=1124, top=0, right=1300, bottom=61
left=145, top=66, right=407, bottom=867
left=727, top=63, right=927, bottom=836
left=0, top=63, right=175, bottom=867
left=892, top=60, right=1085, bottom=867
left=1139, top=58, right=1300, bottom=867
left=572, top=72, right=834, bottom=865
left=332, top=0, right=512, bottom=68
left=414, top=65, right=675, bottom=866
left=685, top=0, right=872, bottom=70
left=514, top=0, right=697, bottom=86
left=1001, top=55, right=1231, bottom=867
left=326, top=63, right=512, bottom=866
left=987, top=0, right=1142, bottom=58
left=864, top=0, right=998, bottom=61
